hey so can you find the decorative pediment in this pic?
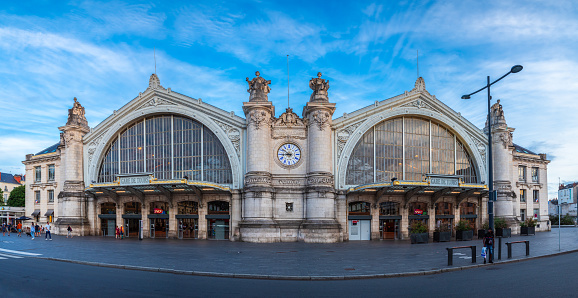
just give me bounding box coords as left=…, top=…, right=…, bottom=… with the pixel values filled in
left=273, top=108, right=305, bottom=127
left=336, top=120, right=366, bottom=159
left=400, top=98, right=439, bottom=113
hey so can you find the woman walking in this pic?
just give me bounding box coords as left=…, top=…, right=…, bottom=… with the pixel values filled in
left=115, top=226, right=120, bottom=239
left=30, top=223, right=35, bottom=240
left=483, top=228, right=495, bottom=264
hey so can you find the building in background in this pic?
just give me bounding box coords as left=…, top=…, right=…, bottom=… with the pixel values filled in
left=22, top=72, right=550, bottom=241
left=0, top=173, right=25, bottom=205
left=558, top=182, right=578, bottom=217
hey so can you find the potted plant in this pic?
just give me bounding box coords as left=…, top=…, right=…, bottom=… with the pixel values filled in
left=478, top=221, right=489, bottom=239
left=455, top=220, right=473, bottom=241
left=410, top=221, right=429, bottom=244
left=521, top=218, right=537, bottom=235
left=433, top=223, right=451, bottom=242
left=494, top=217, right=511, bottom=238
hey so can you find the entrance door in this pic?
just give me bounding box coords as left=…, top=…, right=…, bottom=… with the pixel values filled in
left=380, top=219, right=399, bottom=240
left=154, top=218, right=167, bottom=238
left=208, top=219, right=229, bottom=240
left=106, top=219, right=116, bottom=236
left=349, top=220, right=371, bottom=241
left=125, top=219, right=139, bottom=238
left=180, top=218, right=198, bottom=239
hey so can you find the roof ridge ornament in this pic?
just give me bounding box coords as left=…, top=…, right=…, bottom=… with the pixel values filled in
left=148, top=73, right=165, bottom=91
left=412, top=77, right=426, bottom=93
left=66, top=97, right=89, bottom=129
left=246, top=71, right=271, bottom=102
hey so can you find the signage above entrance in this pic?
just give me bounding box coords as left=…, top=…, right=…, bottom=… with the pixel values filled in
left=425, top=174, right=460, bottom=187
left=118, top=174, right=151, bottom=186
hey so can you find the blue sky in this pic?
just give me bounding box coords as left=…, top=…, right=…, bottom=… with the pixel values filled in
left=0, top=0, right=576, bottom=199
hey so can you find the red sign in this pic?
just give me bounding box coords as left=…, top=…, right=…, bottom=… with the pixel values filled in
left=352, top=220, right=358, bottom=225
left=153, top=208, right=164, bottom=214
left=414, top=209, right=423, bottom=215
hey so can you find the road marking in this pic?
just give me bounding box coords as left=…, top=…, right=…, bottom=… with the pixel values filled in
left=0, top=248, right=42, bottom=256
left=0, top=257, right=6, bottom=260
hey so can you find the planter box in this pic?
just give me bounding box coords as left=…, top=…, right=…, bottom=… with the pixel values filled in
left=433, top=231, right=451, bottom=242
left=521, top=226, right=535, bottom=235
left=456, top=230, right=473, bottom=241
left=478, top=229, right=487, bottom=239
left=496, top=228, right=511, bottom=238
left=410, top=232, right=429, bottom=244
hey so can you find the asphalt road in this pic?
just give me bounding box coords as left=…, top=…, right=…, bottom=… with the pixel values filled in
left=2, top=252, right=576, bottom=298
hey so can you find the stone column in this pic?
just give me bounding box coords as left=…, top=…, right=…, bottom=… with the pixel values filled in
left=299, top=73, right=340, bottom=243
left=231, top=190, right=242, bottom=241
left=168, top=202, right=177, bottom=238
left=198, top=200, right=207, bottom=240
left=239, top=71, right=279, bottom=243
left=487, top=100, right=517, bottom=231
left=142, top=202, right=150, bottom=238
left=55, top=98, right=90, bottom=236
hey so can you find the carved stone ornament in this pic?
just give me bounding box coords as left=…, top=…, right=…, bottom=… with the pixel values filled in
left=147, top=73, right=166, bottom=91
left=469, top=134, right=487, bottom=170
left=249, top=109, right=270, bottom=130
left=66, top=98, right=89, bottom=128
left=87, top=133, right=105, bottom=164
left=400, top=98, right=438, bottom=112
left=486, top=99, right=507, bottom=130
left=246, top=71, right=272, bottom=102
left=311, top=110, right=330, bottom=130
left=499, top=131, right=513, bottom=149
left=274, top=108, right=305, bottom=127
left=336, top=120, right=365, bottom=159
left=63, top=131, right=82, bottom=147
left=214, top=119, right=241, bottom=157
left=309, top=72, right=330, bottom=102
left=409, top=77, right=432, bottom=96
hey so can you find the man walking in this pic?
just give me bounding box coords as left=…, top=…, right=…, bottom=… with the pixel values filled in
left=67, top=225, right=73, bottom=238
left=483, top=228, right=495, bottom=263
left=31, top=223, right=35, bottom=240
left=17, top=222, right=22, bottom=237
left=45, top=222, right=52, bottom=240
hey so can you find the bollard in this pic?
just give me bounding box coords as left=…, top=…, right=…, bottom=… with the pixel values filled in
left=447, top=248, right=453, bottom=266
left=507, top=242, right=512, bottom=259
left=498, top=237, right=502, bottom=260
left=525, top=240, right=530, bottom=256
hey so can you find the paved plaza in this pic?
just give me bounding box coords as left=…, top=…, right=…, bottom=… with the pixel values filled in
left=2, top=228, right=578, bottom=279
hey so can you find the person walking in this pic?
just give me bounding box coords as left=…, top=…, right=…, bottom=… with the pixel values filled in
left=35, top=223, right=40, bottom=237
left=483, top=228, right=495, bottom=264
left=7, top=223, right=11, bottom=236
left=45, top=222, right=52, bottom=240
left=30, top=223, right=35, bottom=240
left=67, top=225, right=73, bottom=238
left=2, top=223, right=6, bottom=236
left=115, top=226, right=120, bottom=239
left=120, top=225, right=124, bottom=239
left=17, top=222, right=22, bottom=237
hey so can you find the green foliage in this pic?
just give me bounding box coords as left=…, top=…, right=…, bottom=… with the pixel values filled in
left=521, top=217, right=537, bottom=227
left=410, top=221, right=428, bottom=234
left=550, top=215, right=576, bottom=225
left=7, top=185, right=25, bottom=207
left=494, top=217, right=508, bottom=229
left=455, top=220, right=472, bottom=231
left=0, top=188, right=4, bottom=206
left=482, top=221, right=489, bottom=230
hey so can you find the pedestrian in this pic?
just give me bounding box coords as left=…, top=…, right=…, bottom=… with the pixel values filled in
left=35, top=224, right=40, bottom=237
left=2, top=223, right=5, bottom=236
left=120, top=225, right=124, bottom=239
left=483, top=228, right=495, bottom=264
left=31, top=223, right=35, bottom=240
left=45, top=222, right=52, bottom=240
left=7, top=223, right=11, bottom=236
left=67, top=225, right=73, bottom=238
left=115, top=226, right=120, bottom=239
left=17, top=222, right=22, bottom=237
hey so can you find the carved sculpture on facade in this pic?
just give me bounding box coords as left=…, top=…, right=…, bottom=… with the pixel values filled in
left=336, top=120, right=365, bottom=159
left=148, top=73, right=165, bottom=91
left=486, top=99, right=507, bottom=129
left=214, top=119, right=241, bottom=157
left=246, top=71, right=271, bottom=102
left=66, top=97, right=89, bottom=128
left=249, top=109, right=270, bottom=130
left=274, top=108, right=305, bottom=127
left=311, top=110, right=330, bottom=130
left=309, top=72, right=330, bottom=102
left=499, top=131, right=513, bottom=149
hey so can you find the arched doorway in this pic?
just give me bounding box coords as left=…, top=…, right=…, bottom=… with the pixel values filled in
left=348, top=201, right=371, bottom=241
left=207, top=201, right=229, bottom=240
left=177, top=201, right=199, bottom=239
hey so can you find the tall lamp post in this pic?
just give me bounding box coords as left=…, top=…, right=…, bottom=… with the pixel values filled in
left=461, top=65, right=523, bottom=231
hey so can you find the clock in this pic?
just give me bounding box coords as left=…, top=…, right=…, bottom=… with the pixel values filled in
left=277, top=143, right=302, bottom=166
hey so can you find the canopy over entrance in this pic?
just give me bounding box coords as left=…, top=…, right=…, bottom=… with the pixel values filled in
left=86, top=173, right=231, bottom=200
left=348, top=174, right=487, bottom=205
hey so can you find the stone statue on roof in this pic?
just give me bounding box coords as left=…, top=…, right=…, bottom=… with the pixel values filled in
left=66, top=97, right=89, bottom=128
left=309, top=72, right=330, bottom=102
left=246, top=71, right=271, bottom=102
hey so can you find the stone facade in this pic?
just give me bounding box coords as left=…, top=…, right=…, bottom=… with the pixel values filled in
left=23, top=72, right=550, bottom=241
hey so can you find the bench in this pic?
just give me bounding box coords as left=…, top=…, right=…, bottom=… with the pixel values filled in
left=446, top=245, right=476, bottom=266
left=506, top=240, right=529, bottom=258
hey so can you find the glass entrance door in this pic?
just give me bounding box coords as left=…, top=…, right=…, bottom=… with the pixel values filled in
left=180, top=218, right=198, bottom=239
left=101, top=219, right=116, bottom=236
left=124, top=219, right=140, bottom=237
left=154, top=218, right=167, bottom=238
left=380, top=219, right=399, bottom=239
left=208, top=219, right=229, bottom=240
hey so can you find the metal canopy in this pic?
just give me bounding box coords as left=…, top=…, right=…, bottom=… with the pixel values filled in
left=85, top=178, right=231, bottom=198
left=347, top=179, right=488, bottom=197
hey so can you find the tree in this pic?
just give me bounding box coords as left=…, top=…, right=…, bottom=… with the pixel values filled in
left=7, top=185, right=25, bottom=207
left=0, top=188, right=4, bottom=205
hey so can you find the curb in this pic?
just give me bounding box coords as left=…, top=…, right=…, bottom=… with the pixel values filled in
left=34, top=248, right=578, bottom=281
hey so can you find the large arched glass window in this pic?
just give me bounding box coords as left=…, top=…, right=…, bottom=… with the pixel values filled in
left=98, top=115, right=232, bottom=184
left=346, top=117, right=477, bottom=185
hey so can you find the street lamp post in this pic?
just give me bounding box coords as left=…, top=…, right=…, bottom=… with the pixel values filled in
left=462, top=65, right=523, bottom=231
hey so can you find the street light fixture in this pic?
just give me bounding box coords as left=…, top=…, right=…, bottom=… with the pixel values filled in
left=461, top=65, right=523, bottom=231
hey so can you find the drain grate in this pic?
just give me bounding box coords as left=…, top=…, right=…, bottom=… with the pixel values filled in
left=344, top=268, right=355, bottom=271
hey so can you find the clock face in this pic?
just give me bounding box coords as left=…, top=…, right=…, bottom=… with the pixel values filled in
left=277, top=143, right=301, bottom=166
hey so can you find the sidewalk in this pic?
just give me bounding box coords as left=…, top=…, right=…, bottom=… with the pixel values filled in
left=3, top=228, right=578, bottom=279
